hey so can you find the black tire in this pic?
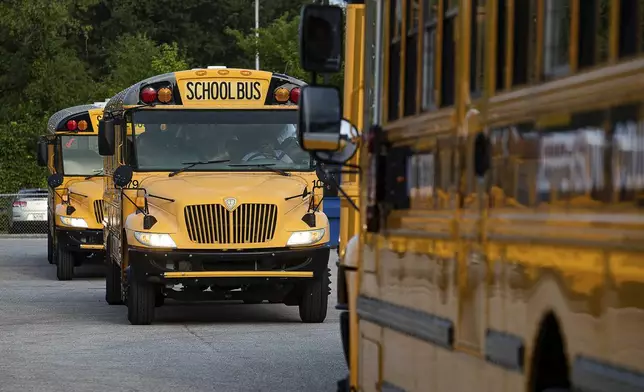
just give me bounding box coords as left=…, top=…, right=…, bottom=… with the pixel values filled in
left=105, top=264, right=123, bottom=305
left=47, top=229, right=54, bottom=264
left=155, top=288, right=165, bottom=307
left=298, top=267, right=330, bottom=323
left=127, top=278, right=156, bottom=325
left=105, top=237, right=123, bottom=305
left=56, top=243, right=74, bottom=281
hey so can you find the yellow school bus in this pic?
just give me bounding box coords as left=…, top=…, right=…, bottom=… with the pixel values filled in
left=97, top=67, right=331, bottom=325
left=297, top=1, right=644, bottom=391
left=334, top=0, right=366, bottom=384
left=36, top=102, right=109, bottom=280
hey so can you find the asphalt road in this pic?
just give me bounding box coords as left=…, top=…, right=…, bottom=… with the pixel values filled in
left=0, top=238, right=346, bottom=392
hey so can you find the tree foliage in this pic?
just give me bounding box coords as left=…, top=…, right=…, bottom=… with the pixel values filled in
left=226, top=12, right=344, bottom=89
left=0, top=0, right=317, bottom=193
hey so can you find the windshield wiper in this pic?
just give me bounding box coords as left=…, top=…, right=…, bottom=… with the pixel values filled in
left=85, top=169, right=104, bottom=180
left=168, top=159, right=230, bottom=177
left=227, top=163, right=291, bottom=176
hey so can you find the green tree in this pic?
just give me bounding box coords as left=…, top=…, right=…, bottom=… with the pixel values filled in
left=98, top=33, right=189, bottom=97
left=0, top=0, right=310, bottom=193
left=84, top=0, right=310, bottom=71
left=226, top=12, right=344, bottom=90
left=0, top=0, right=100, bottom=193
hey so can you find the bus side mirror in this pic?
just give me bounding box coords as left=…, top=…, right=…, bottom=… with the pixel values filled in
left=297, top=85, right=342, bottom=152
left=299, top=4, right=343, bottom=73
left=37, top=139, right=48, bottom=167
left=113, top=165, right=133, bottom=188
left=316, top=119, right=360, bottom=165
left=98, top=118, right=115, bottom=156
left=47, top=173, right=64, bottom=189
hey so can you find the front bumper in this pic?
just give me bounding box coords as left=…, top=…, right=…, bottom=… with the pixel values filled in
left=56, top=228, right=105, bottom=252
left=127, top=245, right=330, bottom=284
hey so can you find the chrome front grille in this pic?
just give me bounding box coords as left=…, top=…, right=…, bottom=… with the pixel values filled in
left=184, top=203, right=278, bottom=244
left=93, top=200, right=104, bottom=225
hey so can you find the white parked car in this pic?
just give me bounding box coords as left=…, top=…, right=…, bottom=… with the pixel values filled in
left=9, top=188, right=48, bottom=234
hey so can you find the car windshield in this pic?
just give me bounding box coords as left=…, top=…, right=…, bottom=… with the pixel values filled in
left=130, top=109, right=313, bottom=172
left=60, top=135, right=103, bottom=176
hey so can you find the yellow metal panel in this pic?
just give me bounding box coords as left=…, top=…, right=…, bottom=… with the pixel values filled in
left=79, top=244, right=104, bottom=250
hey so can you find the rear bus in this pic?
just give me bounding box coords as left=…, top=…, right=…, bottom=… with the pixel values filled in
left=37, top=102, right=109, bottom=280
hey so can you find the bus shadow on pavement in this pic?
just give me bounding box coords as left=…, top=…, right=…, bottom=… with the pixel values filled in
left=150, top=300, right=307, bottom=325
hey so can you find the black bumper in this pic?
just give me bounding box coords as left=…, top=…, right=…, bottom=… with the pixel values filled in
left=56, top=228, right=104, bottom=253
left=127, top=246, right=330, bottom=284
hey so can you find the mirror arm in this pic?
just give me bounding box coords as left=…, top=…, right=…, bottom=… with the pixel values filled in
left=312, top=152, right=362, bottom=172
left=341, top=163, right=361, bottom=170
left=53, top=189, right=68, bottom=204
left=119, top=188, right=149, bottom=215
left=312, top=195, right=325, bottom=212
left=327, top=175, right=359, bottom=211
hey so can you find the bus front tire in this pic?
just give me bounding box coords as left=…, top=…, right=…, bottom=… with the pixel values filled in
left=56, top=244, right=74, bottom=281
left=47, top=230, right=53, bottom=264
left=127, top=279, right=156, bottom=325
left=298, top=267, right=330, bottom=323
left=105, top=261, right=123, bottom=305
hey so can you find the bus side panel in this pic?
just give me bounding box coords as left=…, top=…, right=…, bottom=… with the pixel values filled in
left=485, top=110, right=644, bottom=386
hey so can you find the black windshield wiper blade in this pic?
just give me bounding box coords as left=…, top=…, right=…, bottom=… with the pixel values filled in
left=227, top=163, right=290, bottom=176
left=168, top=159, right=231, bottom=177
left=84, top=170, right=104, bottom=180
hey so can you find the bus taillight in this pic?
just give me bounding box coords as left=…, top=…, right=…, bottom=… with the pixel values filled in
left=66, top=120, right=77, bottom=131
left=289, top=87, right=300, bottom=104
left=141, top=87, right=157, bottom=104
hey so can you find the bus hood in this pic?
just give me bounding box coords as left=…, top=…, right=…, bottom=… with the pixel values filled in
left=66, top=177, right=104, bottom=205
left=141, top=173, right=311, bottom=207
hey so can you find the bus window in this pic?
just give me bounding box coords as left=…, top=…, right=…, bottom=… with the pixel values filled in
left=421, top=0, right=437, bottom=111
left=543, top=0, right=571, bottom=79
left=387, top=0, right=403, bottom=121
left=60, top=135, right=102, bottom=176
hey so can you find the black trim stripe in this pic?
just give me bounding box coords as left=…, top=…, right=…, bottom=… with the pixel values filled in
left=484, top=329, right=525, bottom=373
left=356, top=295, right=454, bottom=349
left=572, top=356, right=644, bottom=392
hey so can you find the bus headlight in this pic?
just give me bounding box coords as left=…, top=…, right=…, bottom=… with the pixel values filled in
left=287, top=228, right=325, bottom=246
left=60, top=216, right=88, bottom=228
left=134, top=232, right=177, bottom=248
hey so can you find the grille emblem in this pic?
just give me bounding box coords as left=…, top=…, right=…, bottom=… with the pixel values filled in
left=224, top=197, right=237, bottom=211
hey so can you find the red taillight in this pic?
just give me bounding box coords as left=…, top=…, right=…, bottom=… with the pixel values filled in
left=141, top=87, right=157, bottom=104
left=66, top=120, right=77, bottom=131
left=13, top=201, right=26, bottom=207
left=289, top=87, right=300, bottom=104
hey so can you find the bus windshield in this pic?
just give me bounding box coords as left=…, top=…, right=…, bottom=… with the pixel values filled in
left=60, top=135, right=103, bottom=176
left=130, top=109, right=313, bottom=172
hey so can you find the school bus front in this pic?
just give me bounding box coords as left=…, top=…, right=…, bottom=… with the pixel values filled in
left=99, top=68, right=331, bottom=325
left=37, top=103, right=108, bottom=281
